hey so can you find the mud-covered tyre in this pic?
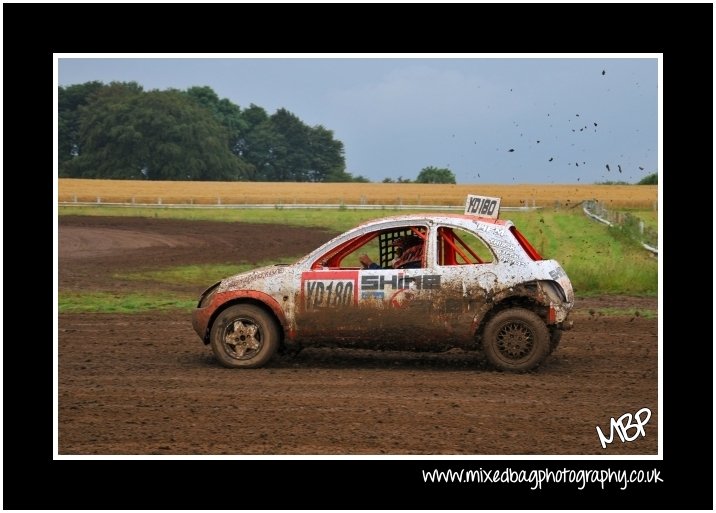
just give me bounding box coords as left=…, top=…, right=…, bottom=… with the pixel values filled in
left=482, top=308, right=550, bottom=372
left=210, top=304, right=279, bottom=368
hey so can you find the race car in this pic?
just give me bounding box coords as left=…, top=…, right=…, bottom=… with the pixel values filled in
left=192, top=195, right=574, bottom=372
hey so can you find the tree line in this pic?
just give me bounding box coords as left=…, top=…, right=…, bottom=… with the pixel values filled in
left=59, top=81, right=367, bottom=182
left=382, top=166, right=456, bottom=184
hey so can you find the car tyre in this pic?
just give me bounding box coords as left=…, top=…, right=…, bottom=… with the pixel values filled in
left=210, top=304, right=279, bottom=368
left=483, top=308, right=550, bottom=372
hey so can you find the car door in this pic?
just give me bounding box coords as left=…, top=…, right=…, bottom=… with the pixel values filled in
left=427, top=224, right=505, bottom=344
left=294, top=228, right=386, bottom=344
left=294, top=225, right=439, bottom=347
left=350, top=226, right=449, bottom=348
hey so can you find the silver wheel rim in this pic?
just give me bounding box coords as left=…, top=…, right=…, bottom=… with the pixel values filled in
left=221, top=317, right=263, bottom=360
left=496, top=321, right=534, bottom=360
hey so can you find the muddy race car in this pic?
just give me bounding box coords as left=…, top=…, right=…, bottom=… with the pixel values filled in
left=192, top=195, right=574, bottom=372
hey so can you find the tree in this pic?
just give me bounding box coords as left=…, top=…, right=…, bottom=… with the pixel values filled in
left=306, top=124, right=346, bottom=182
left=61, top=81, right=144, bottom=177
left=59, top=81, right=124, bottom=174
left=64, top=85, right=242, bottom=180
left=185, top=86, right=248, bottom=155
left=240, top=108, right=347, bottom=182
left=58, top=82, right=350, bottom=182
left=271, top=109, right=314, bottom=181
left=415, top=166, right=456, bottom=184
left=232, top=104, right=269, bottom=179
left=637, top=173, right=657, bottom=185
left=325, top=170, right=369, bottom=182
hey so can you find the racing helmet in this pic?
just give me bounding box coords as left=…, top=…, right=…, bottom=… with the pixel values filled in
left=391, top=235, right=423, bottom=268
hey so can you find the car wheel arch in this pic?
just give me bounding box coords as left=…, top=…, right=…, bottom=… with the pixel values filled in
left=473, top=293, right=550, bottom=346
left=205, top=294, right=287, bottom=346
left=480, top=306, right=551, bottom=372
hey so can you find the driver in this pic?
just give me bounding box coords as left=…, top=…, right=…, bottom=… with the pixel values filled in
left=359, top=235, right=424, bottom=269
left=392, top=235, right=424, bottom=269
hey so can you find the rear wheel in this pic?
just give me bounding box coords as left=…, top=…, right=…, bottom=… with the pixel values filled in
left=210, top=304, right=279, bottom=368
left=482, top=308, right=550, bottom=372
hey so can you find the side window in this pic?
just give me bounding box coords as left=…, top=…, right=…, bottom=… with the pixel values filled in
left=341, top=235, right=381, bottom=268
left=311, top=231, right=378, bottom=269
left=437, top=227, right=494, bottom=265
left=386, top=228, right=427, bottom=269
left=355, top=227, right=428, bottom=269
left=312, top=226, right=428, bottom=270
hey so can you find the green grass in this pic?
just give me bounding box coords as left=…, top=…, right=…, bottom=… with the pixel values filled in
left=486, top=209, right=657, bottom=296
left=576, top=307, right=658, bottom=319
left=625, top=209, right=658, bottom=232
left=59, top=205, right=421, bottom=232
left=59, top=292, right=196, bottom=314
left=115, top=259, right=302, bottom=286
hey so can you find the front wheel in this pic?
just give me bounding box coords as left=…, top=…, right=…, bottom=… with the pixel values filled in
left=482, top=308, right=550, bottom=372
left=210, top=304, right=279, bottom=368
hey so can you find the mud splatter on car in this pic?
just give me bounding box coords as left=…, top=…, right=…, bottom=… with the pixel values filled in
left=192, top=195, right=574, bottom=372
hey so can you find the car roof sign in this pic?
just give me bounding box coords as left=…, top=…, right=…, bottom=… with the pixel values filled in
left=464, top=194, right=501, bottom=219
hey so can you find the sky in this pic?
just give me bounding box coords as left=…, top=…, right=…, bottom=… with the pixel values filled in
left=57, top=54, right=659, bottom=185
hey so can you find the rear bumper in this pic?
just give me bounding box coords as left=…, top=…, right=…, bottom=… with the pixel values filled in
left=556, top=314, right=573, bottom=331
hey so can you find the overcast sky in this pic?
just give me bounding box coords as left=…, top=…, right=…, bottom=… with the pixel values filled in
left=57, top=55, right=659, bottom=184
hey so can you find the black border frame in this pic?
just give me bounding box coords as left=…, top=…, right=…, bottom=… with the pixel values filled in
left=4, top=2, right=711, bottom=510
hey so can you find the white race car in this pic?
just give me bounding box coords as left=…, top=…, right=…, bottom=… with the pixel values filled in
left=192, top=195, right=574, bottom=372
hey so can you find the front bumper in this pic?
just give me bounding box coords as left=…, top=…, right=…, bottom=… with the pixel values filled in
left=191, top=306, right=212, bottom=342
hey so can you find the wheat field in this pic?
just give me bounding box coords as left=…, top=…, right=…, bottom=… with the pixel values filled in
left=58, top=179, right=658, bottom=208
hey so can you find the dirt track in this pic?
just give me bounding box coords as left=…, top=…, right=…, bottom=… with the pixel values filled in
left=58, top=215, right=659, bottom=455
